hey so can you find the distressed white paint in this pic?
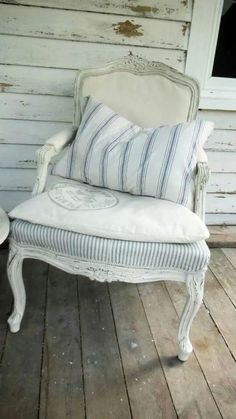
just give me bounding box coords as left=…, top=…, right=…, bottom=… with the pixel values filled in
left=0, top=145, right=37, bottom=168
left=1, top=0, right=193, bottom=21
left=0, top=120, right=70, bottom=145
left=0, top=93, right=73, bottom=122
left=208, top=173, right=236, bottom=193
left=0, top=4, right=189, bottom=49
left=0, top=36, right=185, bottom=71
left=205, top=130, right=236, bottom=152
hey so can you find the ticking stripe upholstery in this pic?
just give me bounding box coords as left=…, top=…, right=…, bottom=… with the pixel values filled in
left=11, top=220, right=210, bottom=272
left=53, top=96, right=213, bottom=207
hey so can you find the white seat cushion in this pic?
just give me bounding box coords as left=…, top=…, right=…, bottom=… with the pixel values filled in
left=9, top=177, right=209, bottom=243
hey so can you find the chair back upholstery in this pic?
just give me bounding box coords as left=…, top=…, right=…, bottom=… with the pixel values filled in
left=73, top=56, right=199, bottom=128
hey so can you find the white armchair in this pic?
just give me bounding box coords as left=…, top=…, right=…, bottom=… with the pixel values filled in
left=7, top=56, right=211, bottom=362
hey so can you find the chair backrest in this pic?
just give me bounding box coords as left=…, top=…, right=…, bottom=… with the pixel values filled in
left=73, top=56, right=199, bottom=128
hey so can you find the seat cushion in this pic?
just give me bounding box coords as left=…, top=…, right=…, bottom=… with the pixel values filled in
left=9, top=177, right=209, bottom=243
left=10, top=219, right=210, bottom=272
left=53, top=95, right=213, bottom=207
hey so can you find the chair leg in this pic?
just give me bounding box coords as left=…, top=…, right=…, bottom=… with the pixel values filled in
left=7, top=245, right=26, bottom=333
left=178, top=270, right=205, bottom=362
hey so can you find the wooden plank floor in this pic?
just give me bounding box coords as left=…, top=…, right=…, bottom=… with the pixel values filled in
left=0, top=249, right=236, bottom=419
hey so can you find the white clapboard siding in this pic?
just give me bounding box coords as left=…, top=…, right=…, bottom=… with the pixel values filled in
left=0, top=93, right=73, bottom=122
left=0, top=168, right=36, bottom=191
left=0, top=145, right=38, bottom=168
left=0, top=191, right=31, bottom=212
left=0, top=4, right=189, bottom=49
left=206, top=213, right=236, bottom=225
left=208, top=173, right=236, bottom=193
left=0, top=0, right=193, bottom=21
left=0, top=120, right=71, bottom=145
left=0, top=65, right=77, bottom=97
left=198, top=110, right=236, bottom=130
left=0, top=36, right=185, bottom=72
left=206, top=194, right=236, bottom=214
left=206, top=151, right=236, bottom=173
left=205, top=129, right=236, bottom=151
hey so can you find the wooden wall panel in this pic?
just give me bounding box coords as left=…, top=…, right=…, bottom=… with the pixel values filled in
left=0, top=4, right=189, bottom=49
left=0, top=36, right=185, bottom=71
left=0, top=0, right=193, bottom=21
left=0, top=120, right=70, bottom=145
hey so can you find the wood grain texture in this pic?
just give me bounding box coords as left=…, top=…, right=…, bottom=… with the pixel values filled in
left=0, top=119, right=70, bottom=145
left=0, top=4, right=189, bottom=49
left=0, top=144, right=38, bottom=168
left=209, top=249, right=236, bottom=307
left=208, top=226, right=236, bottom=248
left=138, top=282, right=221, bottom=418
left=0, top=251, right=11, bottom=360
left=0, top=35, right=185, bottom=71
left=206, top=194, right=236, bottom=214
left=0, top=259, right=47, bottom=419
left=166, top=280, right=236, bottom=419
left=78, top=277, right=131, bottom=419
left=0, top=0, right=193, bottom=21
left=222, top=248, right=236, bottom=268
left=0, top=169, right=36, bottom=191
left=109, top=282, right=177, bottom=419
left=0, top=93, right=73, bottom=122
left=207, top=173, right=236, bottom=193
left=206, top=213, right=236, bottom=225
left=39, top=266, right=85, bottom=419
left=204, top=269, right=236, bottom=359
left=207, top=151, right=236, bottom=172
left=205, top=129, right=236, bottom=152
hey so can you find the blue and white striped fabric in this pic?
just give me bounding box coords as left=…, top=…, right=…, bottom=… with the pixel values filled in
left=11, top=220, right=210, bottom=272
left=53, top=96, right=214, bottom=207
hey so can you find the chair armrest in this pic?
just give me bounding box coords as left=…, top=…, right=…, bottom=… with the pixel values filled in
left=32, top=127, right=77, bottom=196
left=194, top=160, right=210, bottom=222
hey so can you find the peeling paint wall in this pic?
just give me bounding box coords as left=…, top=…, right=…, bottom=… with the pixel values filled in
left=0, top=0, right=235, bottom=224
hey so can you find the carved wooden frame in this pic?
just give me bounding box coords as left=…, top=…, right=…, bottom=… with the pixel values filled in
left=8, top=56, right=210, bottom=362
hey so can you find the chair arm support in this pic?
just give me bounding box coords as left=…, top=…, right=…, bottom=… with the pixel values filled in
left=194, top=161, right=210, bottom=222
left=32, top=127, right=77, bottom=196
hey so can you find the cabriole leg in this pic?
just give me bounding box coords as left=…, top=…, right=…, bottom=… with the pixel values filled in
left=178, top=271, right=205, bottom=362
left=7, top=245, right=25, bottom=333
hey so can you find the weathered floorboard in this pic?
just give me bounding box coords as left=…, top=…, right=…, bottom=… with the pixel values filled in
left=0, top=259, right=47, bottom=419
left=203, top=269, right=236, bottom=360
left=166, top=280, right=236, bottom=419
left=0, top=251, right=11, bottom=361
left=39, top=266, right=85, bottom=419
left=222, top=248, right=236, bottom=268
left=209, top=249, right=236, bottom=306
left=109, top=282, right=177, bottom=419
left=139, top=282, right=221, bottom=418
left=78, top=277, right=131, bottom=419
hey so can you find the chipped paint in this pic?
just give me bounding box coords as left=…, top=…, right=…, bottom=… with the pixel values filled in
left=181, top=0, right=188, bottom=6
left=181, top=23, right=188, bottom=36
left=0, top=82, right=14, bottom=91
left=112, top=20, right=143, bottom=38
left=129, top=5, right=159, bottom=15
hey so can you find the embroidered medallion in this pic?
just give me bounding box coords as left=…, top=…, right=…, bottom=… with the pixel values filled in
left=48, top=182, right=118, bottom=210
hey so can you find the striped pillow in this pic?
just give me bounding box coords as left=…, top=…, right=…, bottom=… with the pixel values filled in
left=53, top=96, right=213, bottom=207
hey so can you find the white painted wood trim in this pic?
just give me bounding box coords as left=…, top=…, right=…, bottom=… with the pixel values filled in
left=186, top=0, right=236, bottom=110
